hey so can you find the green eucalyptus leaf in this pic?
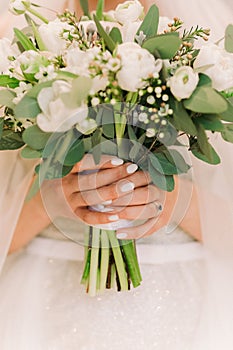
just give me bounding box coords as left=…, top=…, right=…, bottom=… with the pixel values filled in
left=14, top=28, right=37, bottom=51
left=27, top=81, right=53, bottom=98
left=23, top=125, right=52, bottom=150
left=127, top=124, right=137, bottom=141
left=190, top=139, right=221, bottom=165
left=0, top=130, right=24, bottom=150
left=142, top=33, right=182, bottom=59
left=63, top=139, right=85, bottom=166
left=14, top=95, right=41, bottom=119
left=219, top=97, right=233, bottom=122
left=221, top=123, right=233, bottom=143
left=164, top=149, right=190, bottom=173
left=225, top=24, right=233, bottom=53
left=197, top=73, right=212, bottom=87
left=183, top=86, right=228, bottom=114
left=196, top=114, right=224, bottom=131
left=109, top=27, right=122, bottom=44
left=0, top=90, right=16, bottom=109
left=149, top=160, right=175, bottom=191
left=102, top=106, right=115, bottom=138
left=136, top=4, right=159, bottom=39
left=149, top=152, right=180, bottom=175
left=93, top=15, right=116, bottom=52
left=21, top=145, right=42, bottom=159
left=101, top=138, right=117, bottom=155
left=92, top=128, right=102, bottom=164
left=0, top=75, right=20, bottom=88
left=170, top=98, right=197, bottom=135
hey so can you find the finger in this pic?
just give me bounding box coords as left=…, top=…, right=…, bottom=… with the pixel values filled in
left=71, top=154, right=124, bottom=173
left=107, top=201, right=163, bottom=221
left=76, top=163, right=138, bottom=192
left=75, top=207, right=122, bottom=225
left=116, top=216, right=165, bottom=240
left=111, top=184, right=162, bottom=206
left=69, top=178, right=136, bottom=207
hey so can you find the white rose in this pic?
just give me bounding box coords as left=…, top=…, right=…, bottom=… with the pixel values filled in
left=38, top=19, right=74, bottom=55
left=114, top=0, right=143, bottom=25
left=193, top=43, right=233, bottom=91
left=9, top=0, right=30, bottom=15
left=169, top=66, right=199, bottom=101
left=0, top=38, right=19, bottom=74
left=116, top=42, right=161, bottom=92
left=37, top=81, right=88, bottom=132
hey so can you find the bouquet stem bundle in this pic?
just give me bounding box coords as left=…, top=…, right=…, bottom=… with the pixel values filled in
left=81, top=227, right=142, bottom=296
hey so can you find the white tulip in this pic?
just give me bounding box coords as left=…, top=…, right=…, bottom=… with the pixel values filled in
left=114, top=0, right=143, bottom=25
left=193, top=43, right=233, bottom=91
left=37, top=81, right=88, bottom=132
left=169, top=66, right=199, bottom=101
left=116, top=42, right=161, bottom=92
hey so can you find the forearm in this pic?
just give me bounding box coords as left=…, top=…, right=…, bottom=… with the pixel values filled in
left=8, top=190, right=51, bottom=254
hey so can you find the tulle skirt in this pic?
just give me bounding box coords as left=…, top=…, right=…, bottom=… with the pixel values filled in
left=0, top=237, right=204, bottom=350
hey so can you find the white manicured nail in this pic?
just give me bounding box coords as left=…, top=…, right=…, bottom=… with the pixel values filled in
left=90, top=204, right=105, bottom=212
left=127, top=164, right=138, bottom=174
left=120, top=181, right=135, bottom=193
left=116, top=233, right=128, bottom=239
left=111, top=157, right=124, bottom=166
left=101, top=200, right=112, bottom=205
left=101, top=207, right=114, bottom=212
left=108, top=215, right=119, bottom=221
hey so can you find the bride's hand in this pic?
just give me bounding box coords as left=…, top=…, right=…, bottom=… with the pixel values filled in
left=45, top=155, right=161, bottom=228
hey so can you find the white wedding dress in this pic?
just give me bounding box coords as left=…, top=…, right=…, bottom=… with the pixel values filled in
left=0, top=1, right=233, bottom=349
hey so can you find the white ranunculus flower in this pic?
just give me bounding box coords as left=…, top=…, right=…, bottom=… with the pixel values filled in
left=0, top=38, right=19, bottom=74
left=116, top=42, right=161, bottom=92
left=38, top=19, right=74, bottom=55
left=9, top=0, right=30, bottom=15
left=193, top=43, right=233, bottom=91
left=114, top=0, right=143, bottom=25
left=169, top=66, right=199, bottom=101
left=37, top=81, right=88, bottom=132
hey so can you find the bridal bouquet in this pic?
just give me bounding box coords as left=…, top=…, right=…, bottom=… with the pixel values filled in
left=1, top=0, right=233, bottom=296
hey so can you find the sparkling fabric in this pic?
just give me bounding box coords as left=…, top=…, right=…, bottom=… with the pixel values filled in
left=0, top=227, right=204, bottom=350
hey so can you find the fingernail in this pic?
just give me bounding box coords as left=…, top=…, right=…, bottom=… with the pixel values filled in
left=101, top=207, right=114, bottom=212
left=126, top=163, right=138, bottom=174
left=111, top=157, right=124, bottom=166
left=120, top=181, right=135, bottom=193
left=108, top=215, right=119, bottom=221
left=89, top=204, right=105, bottom=212
left=101, top=200, right=112, bottom=205
left=116, top=233, right=128, bottom=239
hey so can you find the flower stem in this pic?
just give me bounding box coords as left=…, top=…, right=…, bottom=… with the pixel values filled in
left=99, top=230, right=110, bottom=292
left=88, top=227, right=100, bottom=296
left=121, top=240, right=142, bottom=287
left=108, top=231, right=128, bottom=291
left=27, top=6, right=49, bottom=23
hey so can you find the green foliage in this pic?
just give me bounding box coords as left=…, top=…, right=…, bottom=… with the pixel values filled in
left=136, top=4, right=159, bottom=39
left=22, top=125, right=52, bottom=150
left=13, top=28, right=37, bottom=51
left=183, top=86, right=228, bottom=114
left=219, top=97, right=233, bottom=122
left=63, top=138, right=85, bottom=166
left=170, top=98, right=197, bottom=135
left=221, top=123, right=233, bottom=143
left=142, top=33, right=182, bottom=59
left=21, top=145, right=42, bottom=158
left=14, top=95, right=41, bottom=119
left=190, top=139, right=221, bottom=165
left=31, top=20, right=47, bottom=51
left=61, top=76, right=92, bottom=108
left=96, top=0, right=105, bottom=20
left=225, top=24, right=233, bottom=53
left=0, top=130, right=24, bottom=150
left=79, top=0, right=90, bottom=18
left=93, top=15, right=116, bottom=52
left=148, top=160, right=175, bottom=191
left=109, top=27, right=123, bottom=44
left=196, top=114, right=224, bottom=131
left=0, top=90, right=16, bottom=109
left=0, top=76, right=20, bottom=88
